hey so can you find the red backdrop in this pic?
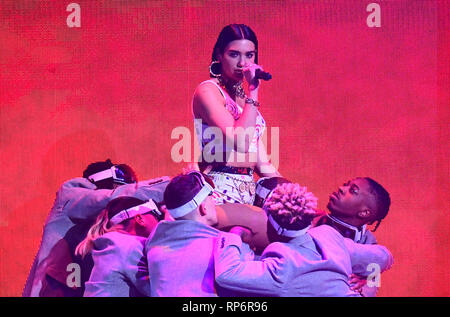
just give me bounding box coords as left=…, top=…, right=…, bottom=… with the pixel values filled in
left=0, top=0, right=448, bottom=296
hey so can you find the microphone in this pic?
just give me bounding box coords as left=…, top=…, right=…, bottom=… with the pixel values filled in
left=255, top=69, right=272, bottom=81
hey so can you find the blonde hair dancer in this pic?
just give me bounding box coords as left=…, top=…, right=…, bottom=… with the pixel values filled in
left=76, top=196, right=163, bottom=297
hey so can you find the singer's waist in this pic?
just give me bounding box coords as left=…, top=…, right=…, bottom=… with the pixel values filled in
left=196, top=152, right=258, bottom=169
left=196, top=139, right=259, bottom=154
left=195, top=124, right=265, bottom=152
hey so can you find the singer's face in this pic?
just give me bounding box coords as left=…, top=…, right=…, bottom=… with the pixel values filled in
left=219, top=39, right=256, bottom=81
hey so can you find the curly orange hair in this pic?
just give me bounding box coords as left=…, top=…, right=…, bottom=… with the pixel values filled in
left=264, top=183, right=318, bottom=229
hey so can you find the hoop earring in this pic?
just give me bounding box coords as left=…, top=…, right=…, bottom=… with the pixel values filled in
left=209, top=61, right=221, bottom=78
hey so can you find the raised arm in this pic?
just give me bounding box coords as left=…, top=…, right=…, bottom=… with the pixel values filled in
left=66, top=177, right=169, bottom=222
left=62, top=178, right=113, bottom=222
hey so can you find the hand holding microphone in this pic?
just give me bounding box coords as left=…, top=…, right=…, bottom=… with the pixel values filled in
left=242, top=64, right=272, bottom=94
left=243, top=64, right=272, bottom=82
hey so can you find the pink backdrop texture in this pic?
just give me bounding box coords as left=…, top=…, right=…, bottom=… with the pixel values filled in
left=0, top=0, right=449, bottom=296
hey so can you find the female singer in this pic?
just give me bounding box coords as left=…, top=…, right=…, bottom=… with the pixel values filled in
left=192, top=24, right=280, bottom=205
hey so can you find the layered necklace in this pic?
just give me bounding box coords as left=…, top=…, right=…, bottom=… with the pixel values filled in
left=217, top=76, right=246, bottom=99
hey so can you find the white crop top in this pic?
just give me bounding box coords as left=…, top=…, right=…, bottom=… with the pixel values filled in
left=193, top=80, right=266, bottom=154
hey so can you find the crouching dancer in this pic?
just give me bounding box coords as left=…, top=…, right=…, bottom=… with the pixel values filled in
left=146, top=171, right=254, bottom=297
left=23, top=159, right=169, bottom=297
left=76, top=196, right=164, bottom=296
left=214, top=183, right=394, bottom=296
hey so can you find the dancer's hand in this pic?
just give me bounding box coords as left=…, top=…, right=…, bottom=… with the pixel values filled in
left=229, top=226, right=254, bottom=244
left=349, top=273, right=367, bottom=293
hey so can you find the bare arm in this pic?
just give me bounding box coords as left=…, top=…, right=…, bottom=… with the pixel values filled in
left=255, top=136, right=281, bottom=177
left=193, top=82, right=261, bottom=153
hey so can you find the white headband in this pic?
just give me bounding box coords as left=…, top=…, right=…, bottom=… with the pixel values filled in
left=88, top=166, right=131, bottom=185
left=255, top=184, right=271, bottom=200
left=267, top=213, right=311, bottom=238
left=256, top=176, right=291, bottom=204
left=88, top=168, right=113, bottom=183
left=167, top=183, right=213, bottom=218
left=109, top=199, right=161, bottom=226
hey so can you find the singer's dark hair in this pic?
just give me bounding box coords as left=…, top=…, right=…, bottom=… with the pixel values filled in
left=210, top=24, right=258, bottom=77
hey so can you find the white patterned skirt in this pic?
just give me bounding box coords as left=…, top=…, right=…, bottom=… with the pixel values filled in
left=207, top=171, right=256, bottom=205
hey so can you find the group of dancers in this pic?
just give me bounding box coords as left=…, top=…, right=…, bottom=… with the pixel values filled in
left=23, top=24, right=393, bottom=297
